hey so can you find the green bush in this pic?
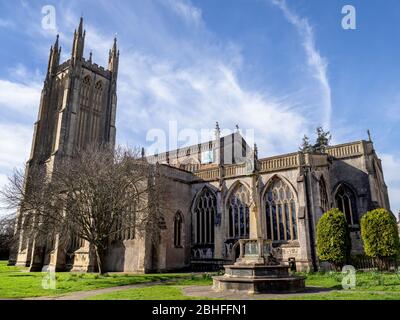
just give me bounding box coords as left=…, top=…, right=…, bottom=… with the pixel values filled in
left=360, top=208, right=399, bottom=265
left=317, top=208, right=351, bottom=269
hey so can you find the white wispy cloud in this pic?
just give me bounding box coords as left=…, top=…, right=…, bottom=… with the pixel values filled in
left=7, top=63, right=44, bottom=85
left=162, top=0, right=203, bottom=27
left=51, top=1, right=308, bottom=156
left=117, top=50, right=306, bottom=154
left=271, top=0, right=331, bottom=129
left=0, top=64, right=42, bottom=216
left=0, top=123, right=33, bottom=171
left=0, top=79, right=41, bottom=116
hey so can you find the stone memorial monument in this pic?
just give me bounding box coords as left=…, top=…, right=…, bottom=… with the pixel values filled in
left=213, top=174, right=306, bottom=294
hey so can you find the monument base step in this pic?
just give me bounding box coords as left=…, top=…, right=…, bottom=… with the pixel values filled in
left=212, top=275, right=306, bottom=294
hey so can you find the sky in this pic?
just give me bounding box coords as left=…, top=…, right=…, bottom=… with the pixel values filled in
left=0, top=0, right=399, bottom=215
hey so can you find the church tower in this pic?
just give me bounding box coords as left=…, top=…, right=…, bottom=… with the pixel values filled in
left=11, top=18, right=119, bottom=269
left=29, top=17, right=118, bottom=168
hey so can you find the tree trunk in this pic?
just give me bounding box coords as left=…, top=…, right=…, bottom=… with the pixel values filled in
left=95, top=246, right=107, bottom=274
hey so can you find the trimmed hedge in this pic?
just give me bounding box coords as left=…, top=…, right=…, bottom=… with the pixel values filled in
left=317, top=208, right=351, bottom=268
left=361, top=208, right=399, bottom=260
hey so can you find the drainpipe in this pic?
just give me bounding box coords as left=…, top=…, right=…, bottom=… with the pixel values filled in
left=304, top=163, right=318, bottom=272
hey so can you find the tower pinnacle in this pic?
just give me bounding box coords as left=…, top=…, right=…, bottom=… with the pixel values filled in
left=47, top=34, right=61, bottom=77
left=54, top=34, right=59, bottom=50
left=71, top=17, right=85, bottom=62
left=108, top=36, right=119, bottom=74
left=78, top=16, right=84, bottom=36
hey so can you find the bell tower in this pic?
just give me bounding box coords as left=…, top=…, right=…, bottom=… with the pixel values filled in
left=11, top=18, right=119, bottom=270
left=27, top=17, right=118, bottom=171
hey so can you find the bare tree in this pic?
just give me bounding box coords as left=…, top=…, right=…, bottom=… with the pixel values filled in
left=1, top=145, right=167, bottom=274
left=0, top=214, right=15, bottom=260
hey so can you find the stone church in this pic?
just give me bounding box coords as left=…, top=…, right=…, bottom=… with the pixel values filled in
left=10, top=19, right=391, bottom=273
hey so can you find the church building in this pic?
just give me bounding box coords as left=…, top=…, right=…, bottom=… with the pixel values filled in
left=10, top=19, right=391, bottom=273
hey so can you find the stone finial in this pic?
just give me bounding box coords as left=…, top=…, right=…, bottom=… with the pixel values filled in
left=54, top=34, right=59, bottom=50
left=113, top=36, right=117, bottom=51
left=367, top=129, right=372, bottom=142
left=215, top=121, right=220, bottom=137
left=78, top=16, right=84, bottom=36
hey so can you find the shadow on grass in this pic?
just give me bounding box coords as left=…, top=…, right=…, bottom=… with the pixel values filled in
left=302, top=286, right=335, bottom=293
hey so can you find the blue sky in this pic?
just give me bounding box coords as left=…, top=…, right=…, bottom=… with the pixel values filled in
left=0, top=0, right=399, bottom=214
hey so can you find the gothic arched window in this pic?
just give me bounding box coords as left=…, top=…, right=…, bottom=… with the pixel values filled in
left=174, top=211, right=183, bottom=248
left=77, top=75, right=92, bottom=148
left=81, top=75, right=91, bottom=107
left=113, top=186, right=136, bottom=241
left=335, top=184, right=358, bottom=225
left=193, top=188, right=216, bottom=245
left=114, top=210, right=135, bottom=241
left=94, top=81, right=103, bottom=108
left=50, top=77, right=65, bottom=153
left=264, top=178, right=298, bottom=241
left=319, top=177, right=329, bottom=213
left=68, top=232, right=84, bottom=252
left=124, top=207, right=136, bottom=240
left=90, top=80, right=103, bottom=142
left=227, top=183, right=250, bottom=239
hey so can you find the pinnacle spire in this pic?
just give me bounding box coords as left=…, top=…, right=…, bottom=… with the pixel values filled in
left=78, top=16, right=84, bottom=36
left=215, top=121, right=221, bottom=139
left=71, top=17, right=85, bottom=62
left=110, top=36, right=118, bottom=58
left=47, top=34, right=60, bottom=77
left=108, top=36, right=119, bottom=73
left=54, top=34, right=59, bottom=50
left=113, top=36, right=117, bottom=51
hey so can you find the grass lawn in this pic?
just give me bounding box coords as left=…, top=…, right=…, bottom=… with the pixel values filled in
left=1, top=260, right=400, bottom=300
left=301, top=271, right=400, bottom=292
left=87, top=277, right=217, bottom=300
left=0, top=261, right=193, bottom=299
left=276, top=291, right=400, bottom=300
left=275, top=271, right=400, bottom=300
left=89, top=270, right=400, bottom=300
